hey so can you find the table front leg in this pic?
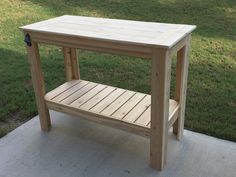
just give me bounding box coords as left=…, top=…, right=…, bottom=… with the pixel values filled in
left=26, top=41, right=51, bottom=131
left=150, top=48, right=172, bottom=170
left=63, top=47, right=80, bottom=81
left=173, top=37, right=190, bottom=140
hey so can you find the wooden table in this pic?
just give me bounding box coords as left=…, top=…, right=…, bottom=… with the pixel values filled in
left=20, top=15, right=196, bottom=170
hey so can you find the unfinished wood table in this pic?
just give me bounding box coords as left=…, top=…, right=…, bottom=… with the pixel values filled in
left=20, top=15, right=196, bottom=170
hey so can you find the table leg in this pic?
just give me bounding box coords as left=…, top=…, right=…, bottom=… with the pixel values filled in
left=63, top=47, right=80, bottom=81
left=150, top=48, right=172, bottom=170
left=173, top=37, right=190, bottom=140
left=26, top=42, right=51, bottom=131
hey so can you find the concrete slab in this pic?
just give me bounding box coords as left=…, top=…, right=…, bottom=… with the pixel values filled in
left=0, top=111, right=235, bottom=177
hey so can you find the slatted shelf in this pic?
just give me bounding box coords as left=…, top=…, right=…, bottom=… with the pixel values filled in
left=45, top=80, right=179, bottom=137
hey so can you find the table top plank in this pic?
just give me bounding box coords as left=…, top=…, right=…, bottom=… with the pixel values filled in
left=20, top=15, right=196, bottom=48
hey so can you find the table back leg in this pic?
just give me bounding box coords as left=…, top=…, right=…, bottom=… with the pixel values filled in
left=173, top=36, right=190, bottom=140
left=63, top=47, right=80, bottom=81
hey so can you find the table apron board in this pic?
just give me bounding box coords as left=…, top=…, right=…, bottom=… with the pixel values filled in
left=28, top=31, right=189, bottom=59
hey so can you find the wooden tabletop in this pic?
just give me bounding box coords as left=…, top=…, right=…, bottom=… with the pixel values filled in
left=20, top=15, right=196, bottom=48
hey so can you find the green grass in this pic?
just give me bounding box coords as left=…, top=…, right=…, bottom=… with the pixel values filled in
left=0, top=0, right=235, bottom=141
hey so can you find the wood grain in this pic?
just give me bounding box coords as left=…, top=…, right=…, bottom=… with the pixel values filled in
left=173, top=36, right=190, bottom=140
left=63, top=47, right=80, bottom=80
left=150, top=48, right=172, bottom=170
left=26, top=42, right=51, bottom=130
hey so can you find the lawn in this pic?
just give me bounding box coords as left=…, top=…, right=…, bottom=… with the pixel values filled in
left=0, top=0, right=235, bottom=141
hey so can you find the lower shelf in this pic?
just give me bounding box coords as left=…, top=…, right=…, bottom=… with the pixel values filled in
left=45, top=79, right=179, bottom=137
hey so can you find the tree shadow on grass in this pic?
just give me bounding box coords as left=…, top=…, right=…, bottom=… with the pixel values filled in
left=0, top=47, right=65, bottom=122
left=26, top=0, right=236, bottom=40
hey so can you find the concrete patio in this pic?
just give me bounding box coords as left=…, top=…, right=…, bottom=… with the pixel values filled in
left=0, top=111, right=235, bottom=177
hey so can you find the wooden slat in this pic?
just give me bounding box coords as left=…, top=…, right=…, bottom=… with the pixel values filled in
left=101, top=90, right=136, bottom=116
left=122, top=95, right=151, bottom=122
left=112, top=93, right=146, bottom=119
left=70, top=84, right=107, bottom=107
left=80, top=86, right=116, bottom=110
left=45, top=80, right=80, bottom=100
left=52, top=80, right=89, bottom=102
left=90, top=88, right=125, bottom=112
left=60, top=82, right=97, bottom=104
left=135, top=106, right=151, bottom=126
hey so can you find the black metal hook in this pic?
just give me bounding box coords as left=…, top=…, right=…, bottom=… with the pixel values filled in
left=24, top=33, right=32, bottom=46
